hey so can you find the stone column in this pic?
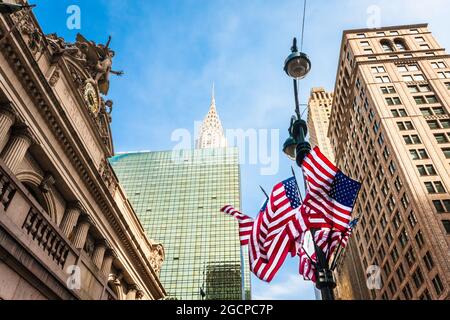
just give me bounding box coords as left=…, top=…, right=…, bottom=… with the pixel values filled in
left=1, top=126, right=33, bottom=174
left=0, top=104, right=16, bottom=153
left=92, top=239, right=108, bottom=269
left=72, top=215, right=92, bottom=249
left=126, top=284, right=139, bottom=300
left=101, top=249, right=117, bottom=276
left=59, top=202, right=82, bottom=238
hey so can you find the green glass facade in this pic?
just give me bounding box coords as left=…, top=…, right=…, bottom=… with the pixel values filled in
left=110, top=147, right=251, bottom=300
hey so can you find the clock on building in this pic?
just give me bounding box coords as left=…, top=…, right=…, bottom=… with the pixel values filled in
left=83, top=82, right=99, bottom=114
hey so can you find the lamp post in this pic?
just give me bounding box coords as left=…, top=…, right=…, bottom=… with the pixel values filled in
left=0, top=1, right=37, bottom=44
left=282, top=37, right=336, bottom=300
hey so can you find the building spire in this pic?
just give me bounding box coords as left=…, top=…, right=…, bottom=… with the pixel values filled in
left=196, top=84, right=227, bottom=149
left=211, top=82, right=215, bottom=106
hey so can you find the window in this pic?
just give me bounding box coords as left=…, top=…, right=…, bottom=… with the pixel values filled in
left=443, top=220, right=450, bottom=234
left=371, top=66, right=385, bottom=73
left=408, top=84, right=431, bottom=93
left=386, top=97, right=402, bottom=105
left=405, top=247, right=416, bottom=267
left=381, top=40, right=394, bottom=52
left=417, top=164, right=437, bottom=176
left=403, top=75, right=414, bottom=82
left=414, top=74, right=425, bottom=81
left=403, top=283, right=413, bottom=300
left=360, top=41, right=370, bottom=47
left=397, top=121, right=414, bottom=131
left=415, top=230, right=425, bottom=248
left=376, top=76, right=391, bottom=83
left=414, top=96, right=427, bottom=105
left=438, top=71, right=450, bottom=79
left=408, top=211, right=418, bottom=228
left=391, top=109, right=408, bottom=117
left=399, top=229, right=409, bottom=248
left=420, top=44, right=431, bottom=50
left=410, top=149, right=429, bottom=160
left=356, top=33, right=366, bottom=38
left=420, top=290, right=432, bottom=300
left=390, top=246, right=399, bottom=263
left=398, top=64, right=418, bottom=72
left=433, top=107, right=446, bottom=115
left=432, top=275, right=444, bottom=296
left=445, top=82, right=450, bottom=90
left=433, top=199, right=450, bottom=213
left=427, top=120, right=439, bottom=129
left=426, top=95, right=438, bottom=104
left=434, top=133, right=449, bottom=144
left=421, top=107, right=447, bottom=116
left=424, top=181, right=446, bottom=194
left=423, top=251, right=434, bottom=271
left=442, top=148, right=450, bottom=159
left=403, top=135, right=421, bottom=145
left=415, top=36, right=425, bottom=43
left=412, top=267, right=424, bottom=289
left=410, top=29, right=419, bottom=34
left=364, top=48, right=374, bottom=54
left=396, top=263, right=406, bottom=282
left=441, top=119, right=450, bottom=128
left=431, top=61, right=446, bottom=69
left=381, top=86, right=396, bottom=94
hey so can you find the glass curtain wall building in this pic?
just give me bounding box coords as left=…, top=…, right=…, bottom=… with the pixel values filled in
left=110, top=91, right=251, bottom=300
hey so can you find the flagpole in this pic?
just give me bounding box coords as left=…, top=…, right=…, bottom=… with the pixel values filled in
left=282, top=37, right=335, bottom=300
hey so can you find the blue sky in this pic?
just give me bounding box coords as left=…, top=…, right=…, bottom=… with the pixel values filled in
left=31, top=0, right=450, bottom=300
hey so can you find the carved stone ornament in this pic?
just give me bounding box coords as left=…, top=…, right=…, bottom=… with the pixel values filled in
left=49, top=68, right=60, bottom=87
left=11, top=6, right=45, bottom=59
left=39, top=172, right=56, bottom=193
left=149, top=244, right=165, bottom=276
left=45, top=32, right=123, bottom=96
left=98, top=158, right=116, bottom=193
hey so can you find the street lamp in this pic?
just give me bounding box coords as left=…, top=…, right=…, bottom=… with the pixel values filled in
left=282, top=37, right=336, bottom=300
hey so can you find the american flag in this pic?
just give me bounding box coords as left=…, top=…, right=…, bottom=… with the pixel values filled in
left=221, top=177, right=307, bottom=282
left=299, top=218, right=360, bottom=282
left=299, top=247, right=316, bottom=282
left=221, top=205, right=253, bottom=245
left=302, top=147, right=361, bottom=232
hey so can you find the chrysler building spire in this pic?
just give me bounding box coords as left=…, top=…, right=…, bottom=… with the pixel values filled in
left=196, top=84, right=227, bottom=149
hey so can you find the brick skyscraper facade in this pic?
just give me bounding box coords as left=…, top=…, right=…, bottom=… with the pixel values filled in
left=329, top=24, right=449, bottom=300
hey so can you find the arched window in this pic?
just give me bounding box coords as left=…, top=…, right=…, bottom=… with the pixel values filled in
left=394, top=39, right=409, bottom=51
left=380, top=39, right=394, bottom=52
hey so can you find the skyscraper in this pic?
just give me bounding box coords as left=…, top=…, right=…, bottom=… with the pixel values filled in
left=307, top=87, right=335, bottom=162
left=110, top=91, right=251, bottom=300
left=328, top=24, right=450, bottom=300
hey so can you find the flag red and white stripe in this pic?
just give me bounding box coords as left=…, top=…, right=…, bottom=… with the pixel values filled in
left=302, top=147, right=354, bottom=231
left=221, top=177, right=307, bottom=282
left=221, top=205, right=253, bottom=245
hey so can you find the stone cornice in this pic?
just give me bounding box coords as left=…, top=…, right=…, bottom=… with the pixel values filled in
left=0, top=11, right=165, bottom=298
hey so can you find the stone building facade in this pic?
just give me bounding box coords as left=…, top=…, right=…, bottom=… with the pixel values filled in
left=0, top=0, right=165, bottom=300
left=307, top=87, right=335, bottom=162
left=329, top=24, right=450, bottom=300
